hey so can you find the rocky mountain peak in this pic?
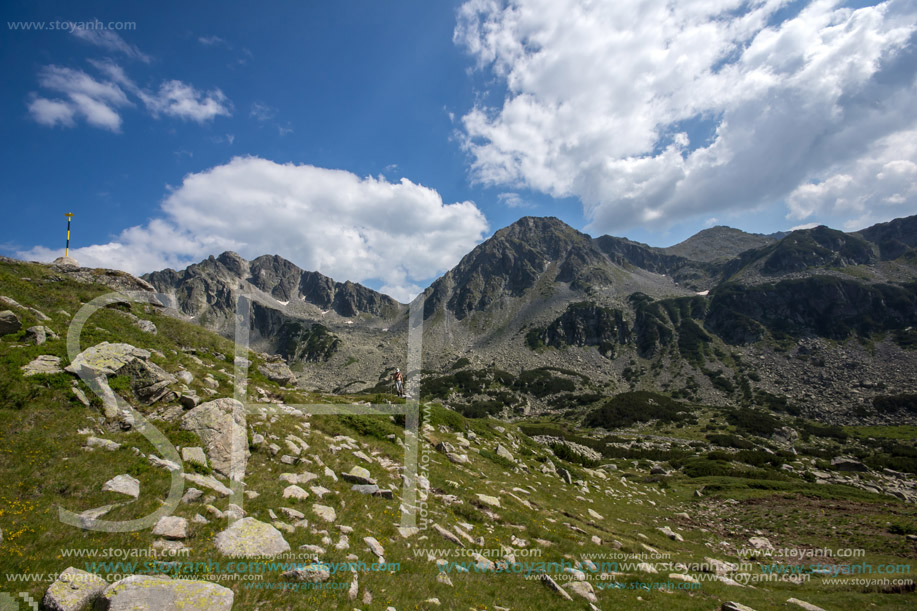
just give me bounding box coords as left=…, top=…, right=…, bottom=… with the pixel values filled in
left=663, top=226, right=777, bottom=262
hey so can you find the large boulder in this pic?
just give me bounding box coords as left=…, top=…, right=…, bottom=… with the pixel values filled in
left=213, top=517, right=290, bottom=557
left=65, top=342, right=176, bottom=417
left=181, top=398, right=249, bottom=480
left=42, top=567, right=107, bottom=611
left=0, top=310, right=21, bottom=335
left=258, top=361, right=297, bottom=386
left=152, top=516, right=189, bottom=540
left=94, top=575, right=233, bottom=610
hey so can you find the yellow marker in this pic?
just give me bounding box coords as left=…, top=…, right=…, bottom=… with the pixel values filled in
left=65, top=213, right=74, bottom=257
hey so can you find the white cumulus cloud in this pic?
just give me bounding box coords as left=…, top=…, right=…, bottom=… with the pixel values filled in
left=455, top=0, right=917, bottom=234
left=18, top=157, right=489, bottom=301
left=28, top=57, right=232, bottom=130
left=71, top=26, right=152, bottom=63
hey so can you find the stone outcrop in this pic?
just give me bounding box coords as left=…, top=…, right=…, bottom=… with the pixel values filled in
left=94, top=575, right=233, bottom=610
left=213, top=517, right=291, bottom=557
left=181, top=398, right=249, bottom=480
left=41, top=567, right=107, bottom=611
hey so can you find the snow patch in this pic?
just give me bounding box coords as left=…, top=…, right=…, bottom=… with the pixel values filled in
left=696, top=290, right=709, bottom=296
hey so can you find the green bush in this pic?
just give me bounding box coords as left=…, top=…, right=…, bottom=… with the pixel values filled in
left=726, top=408, right=780, bottom=437
left=873, top=393, right=917, bottom=415
left=585, top=391, right=690, bottom=429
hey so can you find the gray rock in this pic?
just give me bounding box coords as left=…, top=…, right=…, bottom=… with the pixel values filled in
left=152, top=516, right=189, bottom=540
left=134, top=319, right=157, bottom=334
left=182, top=473, right=232, bottom=497
left=0, top=310, right=21, bottom=335
left=364, top=536, right=385, bottom=557
left=658, top=526, right=684, bottom=542
left=283, top=485, right=310, bottom=500
left=722, top=603, right=756, bottom=611
left=557, top=468, right=573, bottom=484
left=312, top=504, right=336, bottom=523
left=258, top=361, right=297, bottom=386
left=52, top=256, right=80, bottom=268
left=280, top=507, right=305, bottom=521
left=787, top=598, right=826, bottom=611
left=475, top=494, right=501, bottom=508
left=432, top=523, right=465, bottom=547
left=85, top=437, right=120, bottom=451
left=213, top=518, right=291, bottom=557
left=182, top=447, right=208, bottom=469
left=179, top=393, right=200, bottom=409
left=748, top=536, right=773, bottom=550
left=42, top=567, right=107, bottom=611
left=102, top=474, right=140, bottom=499
left=181, top=488, right=204, bottom=504
left=435, top=441, right=455, bottom=454
left=539, top=573, right=573, bottom=601
left=341, top=466, right=375, bottom=485
left=446, top=452, right=470, bottom=465
left=21, top=354, right=63, bottom=376
left=66, top=342, right=176, bottom=403
left=564, top=580, right=597, bottom=603
left=94, top=575, right=232, bottom=610
left=176, top=370, right=194, bottom=385
left=495, top=444, right=515, bottom=462
left=25, top=325, right=57, bottom=345
left=772, top=426, right=799, bottom=445
left=352, top=484, right=381, bottom=495
left=181, top=398, right=249, bottom=480
left=282, top=564, right=330, bottom=583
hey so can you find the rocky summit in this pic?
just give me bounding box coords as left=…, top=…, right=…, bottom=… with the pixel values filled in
left=0, top=216, right=916, bottom=611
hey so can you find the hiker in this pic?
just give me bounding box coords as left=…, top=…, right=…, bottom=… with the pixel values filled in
left=392, top=368, right=404, bottom=397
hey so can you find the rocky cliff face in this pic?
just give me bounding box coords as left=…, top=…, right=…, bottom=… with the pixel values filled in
left=144, top=214, right=917, bottom=424
left=143, top=252, right=405, bottom=384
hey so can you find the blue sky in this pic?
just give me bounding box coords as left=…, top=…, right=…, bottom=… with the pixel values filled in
left=2, top=0, right=916, bottom=300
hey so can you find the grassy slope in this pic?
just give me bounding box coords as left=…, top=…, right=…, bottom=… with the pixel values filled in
left=0, top=258, right=915, bottom=610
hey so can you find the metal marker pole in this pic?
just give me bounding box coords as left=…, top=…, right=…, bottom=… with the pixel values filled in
left=65, top=213, right=73, bottom=257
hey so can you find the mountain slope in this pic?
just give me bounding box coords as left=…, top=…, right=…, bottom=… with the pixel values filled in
left=141, top=215, right=917, bottom=424
left=2, top=255, right=916, bottom=611
left=663, top=226, right=778, bottom=262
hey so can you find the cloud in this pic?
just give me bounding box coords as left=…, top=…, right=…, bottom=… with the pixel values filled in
left=139, top=80, right=232, bottom=122
left=27, top=96, right=76, bottom=127
left=198, top=35, right=227, bottom=47
left=787, top=128, right=917, bottom=230
left=497, top=192, right=531, bottom=208
left=455, top=0, right=917, bottom=234
left=28, top=61, right=232, bottom=130
left=250, top=102, right=276, bottom=121
left=28, top=65, right=132, bottom=131
left=71, top=26, right=151, bottom=63
left=18, top=157, right=489, bottom=301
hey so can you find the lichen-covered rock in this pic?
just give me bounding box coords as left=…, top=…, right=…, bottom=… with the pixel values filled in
left=152, top=516, right=189, bottom=540
left=41, top=567, right=107, bottom=611
left=181, top=398, right=249, bottom=480
left=94, top=575, right=233, bottom=610
left=21, top=354, right=63, bottom=376
left=213, top=517, right=290, bottom=557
